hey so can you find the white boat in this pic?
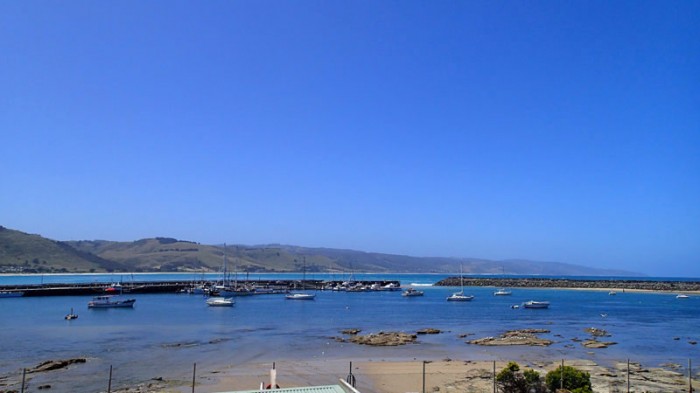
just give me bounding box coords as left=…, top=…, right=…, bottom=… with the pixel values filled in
left=493, top=288, right=512, bottom=296
left=447, top=292, right=474, bottom=301
left=206, top=297, right=234, bottom=306
left=677, top=294, right=689, bottom=299
left=609, top=290, right=617, bottom=296
left=285, top=293, right=316, bottom=300
left=402, top=288, right=424, bottom=297
left=446, top=264, right=473, bottom=301
left=0, top=291, right=24, bottom=298
left=88, top=295, right=136, bottom=308
left=523, top=300, right=550, bottom=309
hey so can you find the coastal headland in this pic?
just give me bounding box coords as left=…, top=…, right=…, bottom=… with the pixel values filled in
left=435, top=277, right=700, bottom=292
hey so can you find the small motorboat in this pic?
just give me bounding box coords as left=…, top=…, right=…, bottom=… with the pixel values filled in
left=676, top=294, right=689, bottom=299
left=493, top=288, right=512, bottom=296
left=88, top=295, right=136, bottom=308
left=523, top=300, right=550, bottom=309
left=609, top=291, right=617, bottom=296
left=402, top=288, right=424, bottom=297
left=65, top=308, right=78, bottom=320
left=285, top=293, right=316, bottom=300
left=206, top=297, right=234, bottom=307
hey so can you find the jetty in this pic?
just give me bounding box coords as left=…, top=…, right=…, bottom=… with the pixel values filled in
left=434, top=277, right=700, bottom=292
left=0, top=279, right=401, bottom=297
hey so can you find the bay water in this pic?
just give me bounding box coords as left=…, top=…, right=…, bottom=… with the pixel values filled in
left=1, top=273, right=698, bottom=392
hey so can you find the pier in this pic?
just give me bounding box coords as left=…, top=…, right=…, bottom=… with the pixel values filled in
left=0, top=279, right=402, bottom=297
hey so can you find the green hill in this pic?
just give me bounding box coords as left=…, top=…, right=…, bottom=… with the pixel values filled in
left=0, top=226, right=127, bottom=273
left=0, top=225, right=641, bottom=276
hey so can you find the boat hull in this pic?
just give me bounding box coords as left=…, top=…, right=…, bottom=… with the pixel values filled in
left=447, top=295, right=474, bottom=301
left=285, top=294, right=316, bottom=300
left=523, top=301, right=549, bottom=309
left=206, top=297, right=234, bottom=306
left=88, top=297, right=136, bottom=308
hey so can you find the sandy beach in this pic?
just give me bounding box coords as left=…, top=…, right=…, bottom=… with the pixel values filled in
left=3, top=354, right=696, bottom=393
left=172, top=357, right=698, bottom=393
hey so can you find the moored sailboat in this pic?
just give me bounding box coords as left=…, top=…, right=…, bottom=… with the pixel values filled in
left=447, top=264, right=474, bottom=301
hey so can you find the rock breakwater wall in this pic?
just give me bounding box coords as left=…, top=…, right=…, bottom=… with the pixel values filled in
left=434, top=277, right=700, bottom=292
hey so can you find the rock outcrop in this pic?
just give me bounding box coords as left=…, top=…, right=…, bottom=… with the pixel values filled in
left=468, top=329, right=553, bottom=346
left=347, top=331, right=418, bottom=346
left=28, top=358, right=87, bottom=373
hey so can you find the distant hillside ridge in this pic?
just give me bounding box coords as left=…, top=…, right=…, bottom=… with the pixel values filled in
left=0, top=225, right=642, bottom=276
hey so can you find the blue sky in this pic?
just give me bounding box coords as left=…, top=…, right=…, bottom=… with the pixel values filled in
left=1, top=1, right=698, bottom=276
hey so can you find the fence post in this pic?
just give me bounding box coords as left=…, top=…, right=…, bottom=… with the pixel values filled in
left=422, top=360, right=426, bottom=393
left=20, top=368, right=26, bottom=393
left=627, top=359, right=630, bottom=393
left=192, top=362, right=196, bottom=393
left=108, top=365, right=113, bottom=393
left=560, top=359, right=564, bottom=391
left=493, top=361, right=496, bottom=393
left=689, top=358, right=692, bottom=393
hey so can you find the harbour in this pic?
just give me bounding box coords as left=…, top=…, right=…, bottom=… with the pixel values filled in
left=1, top=273, right=699, bottom=392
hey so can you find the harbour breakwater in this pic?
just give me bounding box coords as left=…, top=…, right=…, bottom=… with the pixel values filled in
left=434, top=277, right=700, bottom=292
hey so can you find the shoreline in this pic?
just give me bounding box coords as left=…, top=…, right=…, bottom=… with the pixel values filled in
left=180, top=357, right=698, bottom=393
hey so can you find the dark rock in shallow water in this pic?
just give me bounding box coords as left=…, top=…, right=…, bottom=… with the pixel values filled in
left=29, top=358, right=86, bottom=373
left=341, top=328, right=361, bottom=335
left=582, top=339, right=617, bottom=348
left=417, top=328, right=441, bottom=335
left=585, top=327, right=610, bottom=337
left=38, top=385, right=51, bottom=390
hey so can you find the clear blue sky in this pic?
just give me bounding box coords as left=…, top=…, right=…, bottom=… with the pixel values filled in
left=1, top=1, right=698, bottom=276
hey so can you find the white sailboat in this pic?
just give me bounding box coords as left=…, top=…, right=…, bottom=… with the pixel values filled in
left=447, top=264, right=474, bottom=301
left=286, top=256, right=316, bottom=300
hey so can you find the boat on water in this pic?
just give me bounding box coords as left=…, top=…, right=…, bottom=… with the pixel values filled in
left=64, top=308, right=78, bottom=320
left=0, top=291, right=24, bottom=298
left=446, top=292, right=474, bottom=301
left=677, top=294, right=689, bottom=299
left=446, top=264, right=473, bottom=301
left=206, top=297, right=234, bottom=306
left=87, top=295, right=136, bottom=308
left=609, top=290, right=617, bottom=295
left=402, top=288, right=424, bottom=297
left=523, top=300, right=550, bottom=309
left=285, top=293, right=316, bottom=300
left=493, top=288, right=512, bottom=296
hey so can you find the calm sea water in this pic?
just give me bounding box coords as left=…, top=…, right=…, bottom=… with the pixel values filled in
left=1, top=273, right=698, bottom=392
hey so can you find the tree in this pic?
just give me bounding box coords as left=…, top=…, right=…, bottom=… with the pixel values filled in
left=496, top=362, right=546, bottom=393
left=545, top=365, right=592, bottom=393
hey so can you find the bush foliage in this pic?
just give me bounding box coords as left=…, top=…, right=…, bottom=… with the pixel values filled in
left=545, top=365, right=593, bottom=393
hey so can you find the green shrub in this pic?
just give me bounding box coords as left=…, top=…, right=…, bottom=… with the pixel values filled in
left=545, top=365, right=592, bottom=393
left=496, top=362, right=547, bottom=393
